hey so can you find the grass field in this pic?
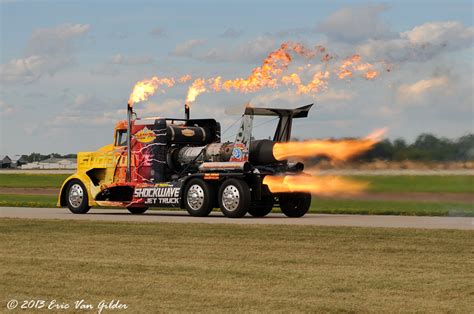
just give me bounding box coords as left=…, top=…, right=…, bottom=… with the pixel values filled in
left=0, top=174, right=68, bottom=188
left=0, top=174, right=472, bottom=216
left=1, top=194, right=472, bottom=216
left=1, top=219, right=472, bottom=312
left=1, top=173, right=473, bottom=193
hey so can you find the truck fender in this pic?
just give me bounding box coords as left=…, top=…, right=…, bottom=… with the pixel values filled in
left=57, top=173, right=97, bottom=207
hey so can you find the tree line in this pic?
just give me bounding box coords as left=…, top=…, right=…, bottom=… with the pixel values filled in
left=359, top=133, right=474, bottom=162
left=21, top=133, right=473, bottom=163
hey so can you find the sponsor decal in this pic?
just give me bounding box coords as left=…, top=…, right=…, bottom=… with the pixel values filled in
left=134, top=187, right=180, bottom=205
left=204, top=173, right=220, bottom=180
left=230, top=143, right=248, bottom=162
left=181, top=128, right=195, bottom=137
left=134, top=127, right=155, bottom=143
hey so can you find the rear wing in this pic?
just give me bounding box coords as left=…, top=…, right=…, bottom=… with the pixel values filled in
left=244, top=104, right=313, bottom=142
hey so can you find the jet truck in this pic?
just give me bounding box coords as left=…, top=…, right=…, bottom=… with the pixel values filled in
left=58, top=103, right=313, bottom=218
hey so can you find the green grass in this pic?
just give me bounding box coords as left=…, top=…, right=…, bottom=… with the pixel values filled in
left=1, top=219, right=472, bottom=312
left=0, top=194, right=57, bottom=208
left=0, top=194, right=472, bottom=217
left=1, top=174, right=473, bottom=193
left=0, top=174, right=68, bottom=188
left=311, top=198, right=474, bottom=217
left=354, top=175, right=474, bottom=193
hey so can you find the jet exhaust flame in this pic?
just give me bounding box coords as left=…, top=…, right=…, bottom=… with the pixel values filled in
left=273, top=128, right=387, bottom=161
left=128, top=75, right=192, bottom=106
left=127, top=41, right=384, bottom=107
left=263, top=175, right=368, bottom=195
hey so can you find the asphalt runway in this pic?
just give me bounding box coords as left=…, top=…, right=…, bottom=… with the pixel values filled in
left=1, top=207, right=472, bottom=230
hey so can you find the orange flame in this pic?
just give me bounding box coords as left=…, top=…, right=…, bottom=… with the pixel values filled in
left=273, top=128, right=387, bottom=161
left=128, top=75, right=192, bottom=106
left=184, top=43, right=382, bottom=105
left=263, top=175, right=367, bottom=195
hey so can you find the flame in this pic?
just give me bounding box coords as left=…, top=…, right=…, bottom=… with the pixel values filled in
left=128, top=42, right=385, bottom=108
left=263, top=175, right=367, bottom=195
left=128, top=75, right=193, bottom=106
left=185, top=78, right=207, bottom=104
left=184, top=43, right=383, bottom=105
left=273, top=128, right=387, bottom=161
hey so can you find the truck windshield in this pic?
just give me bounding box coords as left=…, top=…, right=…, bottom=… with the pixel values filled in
left=115, top=130, right=127, bottom=146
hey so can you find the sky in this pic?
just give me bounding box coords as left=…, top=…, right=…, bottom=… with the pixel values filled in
left=0, top=0, right=473, bottom=155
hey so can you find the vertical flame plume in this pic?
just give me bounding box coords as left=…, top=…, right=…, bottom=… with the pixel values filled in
left=128, top=75, right=192, bottom=106
left=273, top=128, right=387, bottom=161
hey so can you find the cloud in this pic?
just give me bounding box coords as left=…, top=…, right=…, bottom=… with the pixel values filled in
left=90, top=63, right=120, bottom=76
left=171, top=39, right=207, bottom=57
left=109, top=54, right=154, bottom=65
left=357, top=21, right=474, bottom=62
left=317, top=4, right=393, bottom=43
left=220, top=27, right=243, bottom=38
left=150, top=27, right=166, bottom=37
left=199, top=35, right=276, bottom=63
left=0, top=23, right=90, bottom=84
left=0, top=99, right=15, bottom=115
left=397, top=76, right=451, bottom=105
left=139, top=99, right=181, bottom=115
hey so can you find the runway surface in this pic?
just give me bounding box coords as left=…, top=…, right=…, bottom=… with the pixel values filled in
left=1, top=207, right=472, bottom=230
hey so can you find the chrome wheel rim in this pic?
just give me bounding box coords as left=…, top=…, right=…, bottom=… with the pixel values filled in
left=222, top=185, right=240, bottom=211
left=69, top=184, right=84, bottom=208
left=187, top=184, right=204, bottom=211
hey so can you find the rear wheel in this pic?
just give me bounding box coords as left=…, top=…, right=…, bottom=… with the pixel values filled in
left=127, top=207, right=148, bottom=214
left=248, top=195, right=274, bottom=217
left=184, top=179, right=215, bottom=217
left=280, top=193, right=311, bottom=217
left=66, top=180, right=91, bottom=214
left=218, top=178, right=250, bottom=218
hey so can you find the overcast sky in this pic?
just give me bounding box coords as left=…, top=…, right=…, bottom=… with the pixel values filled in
left=0, top=0, right=473, bottom=155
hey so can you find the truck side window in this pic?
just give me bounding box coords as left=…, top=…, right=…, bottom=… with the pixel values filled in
left=115, top=130, right=127, bottom=146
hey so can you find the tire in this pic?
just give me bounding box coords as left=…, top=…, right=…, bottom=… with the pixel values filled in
left=127, top=207, right=148, bottom=214
left=248, top=196, right=274, bottom=217
left=280, top=193, right=311, bottom=218
left=184, top=178, right=215, bottom=217
left=218, top=178, right=250, bottom=218
left=66, top=179, right=91, bottom=214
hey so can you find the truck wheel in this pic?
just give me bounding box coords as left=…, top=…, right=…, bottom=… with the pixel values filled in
left=66, top=179, right=91, bottom=214
left=248, top=196, right=274, bottom=217
left=184, top=179, right=214, bottom=217
left=218, top=178, right=250, bottom=218
left=127, top=207, right=148, bottom=214
left=280, top=193, right=311, bottom=217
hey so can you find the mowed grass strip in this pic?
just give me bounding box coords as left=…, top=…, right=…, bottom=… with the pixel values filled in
left=311, top=198, right=474, bottom=217
left=0, top=194, right=57, bottom=208
left=0, top=174, right=68, bottom=188
left=355, top=175, right=474, bottom=193
left=1, top=219, right=473, bottom=312
left=1, top=173, right=473, bottom=193
left=0, top=194, right=473, bottom=216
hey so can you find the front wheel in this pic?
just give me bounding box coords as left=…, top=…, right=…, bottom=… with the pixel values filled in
left=127, top=207, right=148, bottom=215
left=280, top=193, right=311, bottom=218
left=66, top=179, right=91, bottom=214
left=184, top=178, right=215, bottom=217
left=218, top=178, right=250, bottom=218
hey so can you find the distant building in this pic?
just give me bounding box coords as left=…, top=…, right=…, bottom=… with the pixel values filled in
left=0, top=155, right=12, bottom=168
left=9, top=155, right=28, bottom=168
left=21, top=157, right=77, bottom=170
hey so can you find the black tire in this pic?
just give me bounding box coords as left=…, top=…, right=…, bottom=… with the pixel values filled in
left=218, top=178, right=250, bottom=218
left=127, top=207, right=148, bottom=214
left=280, top=193, right=311, bottom=218
left=184, top=178, right=215, bottom=217
left=66, top=179, right=91, bottom=214
left=248, top=196, right=274, bottom=217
